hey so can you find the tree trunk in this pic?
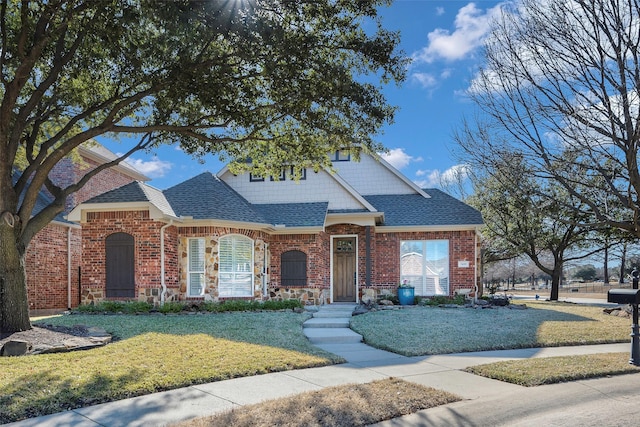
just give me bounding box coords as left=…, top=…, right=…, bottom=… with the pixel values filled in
left=620, top=244, right=627, bottom=284
left=0, top=222, right=31, bottom=333
left=603, top=245, right=609, bottom=284
left=549, top=266, right=562, bottom=301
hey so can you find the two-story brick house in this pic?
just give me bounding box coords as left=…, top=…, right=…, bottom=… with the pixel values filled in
left=26, top=144, right=148, bottom=312
left=68, top=149, right=483, bottom=306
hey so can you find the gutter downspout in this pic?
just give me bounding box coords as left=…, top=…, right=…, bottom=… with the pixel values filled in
left=474, top=228, right=479, bottom=304
left=263, top=242, right=269, bottom=297
left=160, top=220, right=174, bottom=305
left=67, top=226, right=72, bottom=310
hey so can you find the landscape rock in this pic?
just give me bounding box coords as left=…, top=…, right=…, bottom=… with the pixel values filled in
left=0, top=325, right=112, bottom=357
left=379, top=299, right=394, bottom=306
left=1, top=340, right=32, bottom=356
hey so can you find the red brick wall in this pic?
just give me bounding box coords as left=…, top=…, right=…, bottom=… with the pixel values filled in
left=268, top=225, right=479, bottom=298
left=81, top=210, right=174, bottom=303
left=268, top=233, right=329, bottom=289
left=25, top=224, right=81, bottom=311
left=78, top=212, right=480, bottom=305
left=26, top=151, right=141, bottom=311
left=370, top=230, right=479, bottom=295
left=49, top=155, right=138, bottom=213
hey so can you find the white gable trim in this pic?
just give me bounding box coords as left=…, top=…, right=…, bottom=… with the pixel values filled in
left=78, top=144, right=149, bottom=182
left=324, top=168, right=378, bottom=212
left=325, top=211, right=381, bottom=227
left=66, top=201, right=179, bottom=222
left=375, top=225, right=483, bottom=233
left=374, top=153, right=430, bottom=198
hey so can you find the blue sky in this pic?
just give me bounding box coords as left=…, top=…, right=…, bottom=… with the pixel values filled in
left=99, top=0, right=504, bottom=191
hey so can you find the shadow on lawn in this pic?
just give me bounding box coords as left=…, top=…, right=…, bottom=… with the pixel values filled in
left=0, top=367, right=148, bottom=424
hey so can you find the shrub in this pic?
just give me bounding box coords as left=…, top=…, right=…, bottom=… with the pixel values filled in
left=158, top=301, right=186, bottom=313
left=422, top=295, right=466, bottom=306
left=75, top=300, right=153, bottom=313
left=75, top=299, right=303, bottom=314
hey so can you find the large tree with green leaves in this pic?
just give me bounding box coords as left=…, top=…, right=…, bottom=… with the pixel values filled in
left=0, top=0, right=406, bottom=333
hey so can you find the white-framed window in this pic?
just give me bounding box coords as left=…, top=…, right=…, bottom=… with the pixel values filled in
left=219, top=235, right=254, bottom=297
left=188, top=238, right=206, bottom=296
left=400, top=240, right=449, bottom=296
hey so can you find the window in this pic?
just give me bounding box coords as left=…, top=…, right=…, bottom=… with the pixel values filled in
left=270, top=169, right=286, bottom=181
left=188, top=238, right=205, bottom=296
left=249, top=173, right=264, bottom=182
left=219, top=235, right=254, bottom=297
left=400, top=240, right=449, bottom=296
left=331, top=150, right=350, bottom=161
left=281, top=250, right=307, bottom=287
left=289, top=166, right=306, bottom=180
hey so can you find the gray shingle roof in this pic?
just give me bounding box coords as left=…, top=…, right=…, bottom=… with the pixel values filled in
left=80, top=176, right=481, bottom=229
left=164, top=173, right=266, bottom=222
left=364, top=190, right=483, bottom=227
left=85, top=181, right=176, bottom=217
left=254, top=203, right=328, bottom=227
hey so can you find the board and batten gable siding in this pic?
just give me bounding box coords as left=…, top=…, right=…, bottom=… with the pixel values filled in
left=220, top=167, right=366, bottom=210
left=330, top=153, right=417, bottom=196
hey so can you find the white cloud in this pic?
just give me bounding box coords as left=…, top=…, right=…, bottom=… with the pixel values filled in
left=413, top=164, right=470, bottom=188
left=126, top=156, right=173, bottom=178
left=413, top=2, right=504, bottom=64
left=412, top=72, right=437, bottom=88
left=379, top=148, right=422, bottom=170
left=436, top=6, right=445, bottom=16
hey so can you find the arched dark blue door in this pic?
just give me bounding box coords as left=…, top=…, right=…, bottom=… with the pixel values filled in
left=105, top=232, right=135, bottom=298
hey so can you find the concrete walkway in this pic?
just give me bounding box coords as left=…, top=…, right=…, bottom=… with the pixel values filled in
left=6, top=305, right=639, bottom=427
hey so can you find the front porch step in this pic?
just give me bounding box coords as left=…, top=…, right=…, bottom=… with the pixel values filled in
left=303, top=328, right=363, bottom=344
left=312, top=304, right=356, bottom=319
left=303, top=318, right=350, bottom=328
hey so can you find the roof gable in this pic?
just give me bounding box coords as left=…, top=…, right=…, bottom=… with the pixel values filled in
left=164, top=172, right=265, bottom=222
left=330, top=151, right=428, bottom=197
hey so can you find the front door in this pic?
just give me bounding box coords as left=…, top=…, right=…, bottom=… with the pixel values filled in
left=333, top=237, right=356, bottom=302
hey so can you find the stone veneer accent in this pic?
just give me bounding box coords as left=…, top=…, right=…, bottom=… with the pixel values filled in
left=79, top=210, right=481, bottom=306
left=178, top=227, right=267, bottom=302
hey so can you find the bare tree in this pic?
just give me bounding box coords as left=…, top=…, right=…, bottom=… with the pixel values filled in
left=461, top=0, right=640, bottom=238
left=465, top=155, right=601, bottom=300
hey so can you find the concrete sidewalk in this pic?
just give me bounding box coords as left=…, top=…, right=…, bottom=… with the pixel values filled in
left=7, top=340, right=634, bottom=427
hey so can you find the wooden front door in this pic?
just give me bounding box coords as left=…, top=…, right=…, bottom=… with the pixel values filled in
left=333, top=237, right=356, bottom=302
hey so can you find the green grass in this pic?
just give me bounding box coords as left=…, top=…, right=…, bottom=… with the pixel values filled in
left=350, top=301, right=630, bottom=356
left=467, top=352, right=640, bottom=386
left=0, top=312, right=342, bottom=424
left=3, top=301, right=635, bottom=423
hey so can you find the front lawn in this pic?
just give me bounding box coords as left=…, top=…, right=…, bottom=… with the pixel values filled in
left=0, top=312, right=342, bottom=424
left=350, top=301, right=630, bottom=356
left=466, top=352, right=640, bottom=386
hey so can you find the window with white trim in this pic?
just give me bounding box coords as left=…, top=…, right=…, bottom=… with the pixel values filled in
left=400, top=240, right=449, bottom=296
left=188, top=238, right=206, bottom=296
left=219, top=235, right=254, bottom=297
